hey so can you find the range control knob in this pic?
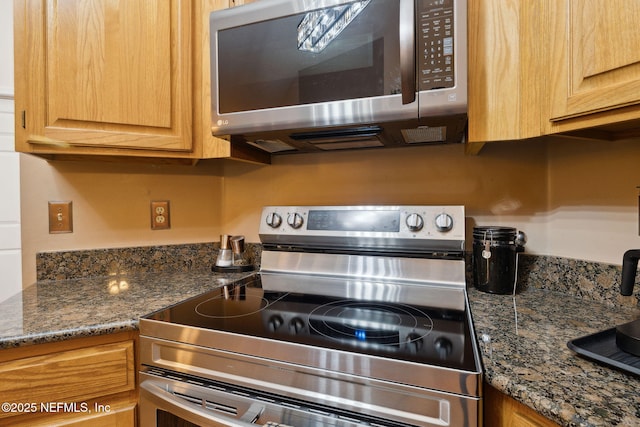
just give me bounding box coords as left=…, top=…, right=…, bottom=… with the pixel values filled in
left=289, top=317, right=306, bottom=334
left=406, top=332, right=424, bottom=353
left=405, top=213, right=424, bottom=232
left=434, top=213, right=454, bottom=232
left=434, top=337, right=453, bottom=359
left=267, top=315, right=284, bottom=332
left=287, top=213, right=304, bottom=229
left=265, top=212, right=282, bottom=228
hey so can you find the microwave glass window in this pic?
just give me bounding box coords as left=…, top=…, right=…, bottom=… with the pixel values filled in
left=216, top=0, right=400, bottom=113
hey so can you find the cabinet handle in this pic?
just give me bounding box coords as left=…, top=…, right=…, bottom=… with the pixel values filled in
left=27, top=135, right=71, bottom=148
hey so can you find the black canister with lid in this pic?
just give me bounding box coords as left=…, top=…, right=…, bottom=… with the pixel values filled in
left=472, top=226, right=525, bottom=294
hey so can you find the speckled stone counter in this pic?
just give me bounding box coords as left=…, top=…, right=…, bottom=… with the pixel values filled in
left=0, top=270, right=256, bottom=349
left=2, top=241, right=262, bottom=349
left=3, top=245, right=640, bottom=426
left=470, top=288, right=640, bottom=427
left=35, top=242, right=263, bottom=281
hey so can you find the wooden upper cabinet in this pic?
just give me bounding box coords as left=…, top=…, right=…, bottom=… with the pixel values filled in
left=467, top=0, right=545, bottom=151
left=14, top=0, right=269, bottom=163
left=14, top=0, right=193, bottom=157
left=546, top=0, right=640, bottom=135
left=469, top=0, right=640, bottom=147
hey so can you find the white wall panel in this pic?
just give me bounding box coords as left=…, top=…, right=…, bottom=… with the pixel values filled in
left=0, top=224, right=21, bottom=250
left=0, top=99, right=13, bottom=118
left=0, top=0, right=21, bottom=301
left=0, top=1, right=13, bottom=97
left=0, top=153, right=20, bottom=222
left=0, top=99, right=13, bottom=151
left=0, top=251, right=22, bottom=302
left=0, top=134, right=13, bottom=152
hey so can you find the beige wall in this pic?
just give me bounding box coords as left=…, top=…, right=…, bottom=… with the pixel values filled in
left=220, top=138, right=640, bottom=265
left=545, top=138, right=640, bottom=263
left=19, top=137, right=640, bottom=287
left=220, top=140, right=549, bottom=247
left=20, top=155, right=225, bottom=285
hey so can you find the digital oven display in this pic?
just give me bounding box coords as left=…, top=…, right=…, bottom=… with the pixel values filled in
left=307, top=210, right=400, bottom=232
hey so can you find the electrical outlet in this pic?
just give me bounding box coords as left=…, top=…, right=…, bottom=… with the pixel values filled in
left=151, top=200, right=170, bottom=230
left=48, top=201, right=73, bottom=233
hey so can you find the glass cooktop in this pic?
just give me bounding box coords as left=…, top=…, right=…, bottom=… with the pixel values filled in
left=144, top=275, right=478, bottom=371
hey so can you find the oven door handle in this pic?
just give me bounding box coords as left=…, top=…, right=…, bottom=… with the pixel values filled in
left=140, top=380, right=265, bottom=427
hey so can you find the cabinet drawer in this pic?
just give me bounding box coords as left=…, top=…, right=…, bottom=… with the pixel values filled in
left=0, top=341, right=135, bottom=419
left=7, top=401, right=136, bottom=427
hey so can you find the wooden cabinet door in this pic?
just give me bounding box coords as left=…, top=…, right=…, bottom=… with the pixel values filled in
left=467, top=0, right=545, bottom=151
left=0, top=332, right=137, bottom=426
left=484, top=384, right=560, bottom=427
left=14, top=0, right=193, bottom=153
left=548, top=0, right=640, bottom=123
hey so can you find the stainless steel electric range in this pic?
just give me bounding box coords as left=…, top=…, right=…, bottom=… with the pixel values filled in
left=139, top=205, right=483, bottom=427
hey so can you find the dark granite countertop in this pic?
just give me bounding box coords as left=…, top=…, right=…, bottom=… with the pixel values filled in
left=469, top=287, right=640, bottom=427
left=0, top=271, right=255, bottom=349
left=1, top=270, right=639, bottom=426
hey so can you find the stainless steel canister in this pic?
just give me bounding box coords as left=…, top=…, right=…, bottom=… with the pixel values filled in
left=216, top=234, right=232, bottom=267
left=472, top=226, right=526, bottom=294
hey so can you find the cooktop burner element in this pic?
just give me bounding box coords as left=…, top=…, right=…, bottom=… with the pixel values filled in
left=194, top=285, right=274, bottom=319
left=308, top=300, right=434, bottom=347
left=140, top=205, right=482, bottom=427
left=146, top=277, right=474, bottom=370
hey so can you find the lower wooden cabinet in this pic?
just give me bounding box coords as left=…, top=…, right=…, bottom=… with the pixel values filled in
left=0, top=332, right=138, bottom=426
left=484, top=383, right=560, bottom=427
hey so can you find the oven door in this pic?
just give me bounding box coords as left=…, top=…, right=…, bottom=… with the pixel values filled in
left=140, top=375, right=260, bottom=427
left=140, top=371, right=379, bottom=427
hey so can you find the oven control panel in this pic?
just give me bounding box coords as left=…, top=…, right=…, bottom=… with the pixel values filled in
left=259, top=205, right=465, bottom=253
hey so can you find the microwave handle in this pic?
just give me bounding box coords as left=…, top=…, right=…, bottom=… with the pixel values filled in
left=399, top=0, right=416, bottom=104
left=141, top=380, right=264, bottom=427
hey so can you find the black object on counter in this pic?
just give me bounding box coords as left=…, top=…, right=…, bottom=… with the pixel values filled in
left=472, top=226, right=524, bottom=294
left=568, top=328, right=640, bottom=377
left=616, top=249, right=640, bottom=356
left=616, top=319, right=640, bottom=357
left=620, top=249, right=640, bottom=296
left=568, top=248, right=640, bottom=372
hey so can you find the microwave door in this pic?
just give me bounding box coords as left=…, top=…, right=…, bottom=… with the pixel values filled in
left=211, top=0, right=417, bottom=136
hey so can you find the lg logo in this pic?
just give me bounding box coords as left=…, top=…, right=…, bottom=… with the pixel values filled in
left=216, top=119, right=229, bottom=126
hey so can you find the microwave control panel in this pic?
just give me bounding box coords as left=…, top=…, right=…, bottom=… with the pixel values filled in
left=418, top=0, right=456, bottom=90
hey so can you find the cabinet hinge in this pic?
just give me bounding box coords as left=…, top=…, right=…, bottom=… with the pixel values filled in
left=21, top=110, right=26, bottom=129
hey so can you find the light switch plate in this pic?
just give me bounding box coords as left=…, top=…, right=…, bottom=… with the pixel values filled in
left=48, top=201, right=73, bottom=233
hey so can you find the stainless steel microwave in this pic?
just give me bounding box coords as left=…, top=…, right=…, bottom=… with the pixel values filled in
left=210, top=0, right=467, bottom=154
